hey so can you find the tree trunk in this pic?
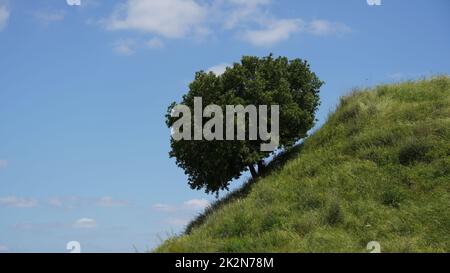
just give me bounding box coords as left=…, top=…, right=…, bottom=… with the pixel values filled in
left=257, top=160, right=265, bottom=176
left=248, top=164, right=257, bottom=179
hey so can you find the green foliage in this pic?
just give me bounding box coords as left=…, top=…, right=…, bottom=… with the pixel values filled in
left=166, top=54, right=323, bottom=193
left=157, top=76, right=450, bottom=252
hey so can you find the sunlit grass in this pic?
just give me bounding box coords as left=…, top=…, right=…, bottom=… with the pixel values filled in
left=156, top=76, right=450, bottom=253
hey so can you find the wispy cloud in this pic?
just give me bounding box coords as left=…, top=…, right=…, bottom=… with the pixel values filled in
left=0, top=244, right=8, bottom=252
left=0, top=196, right=128, bottom=209
left=101, top=0, right=352, bottom=51
left=13, top=222, right=66, bottom=231
left=152, top=203, right=176, bottom=212
left=147, top=37, right=164, bottom=49
left=153, top=198, right=210, bottom=212
left=306, top=19, right=352, bottom=36
left=156, top=199, right=211, bottom=227
left=113, top=37, right=165, bottom=55
left=0, top=4, right=9, bottom=31
left=221, top=0, right=271, bottom=30
left=113, top=38, right=136, bottom=55
left=242, top=18, right=352, bottom=46
left=33, top=9, right=66, bottom=25
left=0, top=196, right=38, bottom=208
left=96, top=196, right=128, bottom=207
left=47, top=196, right=84, bottom=209
left=242, top=18, right=303, bottom=46
left=73, top=218, right=97, bottom=229
left=183, top=199, right=210, bottom=209
left=47, top=196, right=128, bottom=209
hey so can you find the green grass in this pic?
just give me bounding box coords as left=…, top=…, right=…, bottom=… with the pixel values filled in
left=156, top=76, right=450, bottom=253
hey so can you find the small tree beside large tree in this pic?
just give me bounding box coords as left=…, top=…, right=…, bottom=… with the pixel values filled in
left=166, top=54, right=323, bottom=194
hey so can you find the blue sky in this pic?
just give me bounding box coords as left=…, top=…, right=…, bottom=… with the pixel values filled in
left=0, top=0, right=448, bottom=252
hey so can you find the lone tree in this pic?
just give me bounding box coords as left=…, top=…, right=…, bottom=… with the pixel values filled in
left=166, top=54, right=323, bottom=194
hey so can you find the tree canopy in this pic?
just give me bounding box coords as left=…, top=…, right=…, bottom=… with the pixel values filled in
left=166, top=54, right=323, bottom=194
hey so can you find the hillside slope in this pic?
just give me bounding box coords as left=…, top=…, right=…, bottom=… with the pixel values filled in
left=157, top=76, right=450, bottom=253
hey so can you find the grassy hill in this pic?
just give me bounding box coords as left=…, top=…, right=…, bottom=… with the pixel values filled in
left=156, top=76, right=450, bottom=253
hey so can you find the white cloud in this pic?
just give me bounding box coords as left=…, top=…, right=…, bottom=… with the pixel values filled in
left=113, top=38, right=136, bottom=55
left=183, top=199, right=210, bottom=209
left=306, top=19, right=352, bottom=36
left=242, top=18, right=303, bottom=46
left=47, top=196, right=83, bottom=209
left=147, top=37, right=164, bottom=49
left=73, top=218, right=97, bottom=229
left=0, top=159, right=7, bottom=169
left=33, top=9, right=66, bottom=25
left=100, top=0, right=352, bottom=52
left=207, top=63, right=230, bottom=75
left=152, top=203, right=176, bottom=212
left=13, top=222, right=65, bottom=231
left=0, top=5, right=9, bottom=31
left=242, top=18, right=352, bottom=46
left=96, top=196, right=128, bottom=207
left=105, top=0, right=207, bottom=38
left=0, top=196, right=38, bottom=208
left=222, top=0, right=270, bottom=30
left=112, top=37, right=164, bottom=55
left=0, top=244, right=8, bottom=252
left=155, top=199, right=210, bottom=227
left=47, top=196, right=128, bottom=209
left=48, top=197, right=64, bottom=208
left=153, top=199, right=210, bottom=212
